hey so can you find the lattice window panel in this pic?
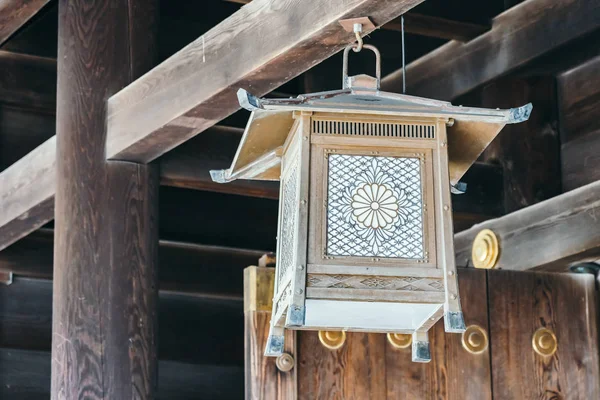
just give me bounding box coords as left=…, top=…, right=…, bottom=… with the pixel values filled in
left=326, top=154, right=425, bottom=259
left=312, top=119, right=435, bottom=139
left=276, top=147, right=301, bottom=284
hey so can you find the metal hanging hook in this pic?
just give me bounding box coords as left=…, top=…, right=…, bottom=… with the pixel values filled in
left=353, top=23, right=364, bottom=52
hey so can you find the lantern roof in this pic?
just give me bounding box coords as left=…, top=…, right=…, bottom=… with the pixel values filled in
left=210, top=85, right=532, bottom=186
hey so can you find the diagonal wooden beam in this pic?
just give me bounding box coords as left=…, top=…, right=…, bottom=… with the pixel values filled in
left=381, top=0, right=600, bottom=100
left=0, top=0, right=51, bottom=46
left=454, top=180, right=600, bottom=272
left=0, top=136, right=55, bottom=252
left=105, top=0, right=426, bottom=163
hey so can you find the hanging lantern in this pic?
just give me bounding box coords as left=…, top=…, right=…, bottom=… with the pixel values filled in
left=211, top=44, right=531, bottom=363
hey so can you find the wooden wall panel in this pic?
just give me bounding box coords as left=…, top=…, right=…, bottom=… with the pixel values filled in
left=559, top=56, right=600, bottom=192
left=385, top=268, right=491, bottom=400
left=0, top=348, right=244, bottom=400
left=297, top=268, right=491, bottom=399
left=244, top=267, right=296, bottom=400
left=480, top=77, right=561, bottom=212
left=557, top=56, right=600, bottom=144
left=561, top=131, right=600, bottom=192
left=299, top=332, right=387, bottom=400
left=0, top=277, right=244, bottom=366
left=488, top=270, right=600, bottom=399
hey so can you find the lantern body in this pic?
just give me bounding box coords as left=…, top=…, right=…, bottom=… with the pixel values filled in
left=267, top=111, right=461, bottom=362
left=210, top=53, right=531, bottom=362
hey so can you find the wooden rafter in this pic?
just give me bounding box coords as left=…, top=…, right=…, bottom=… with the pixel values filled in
left=0, top=0, right=51, bottom=46
left=385, top=12, right=489, bottom=42
left=454, top=180, right=600, bottom=272
left=105, top=0, right=426, bottom=163
left=381, top=0, right=600, bottom=100
left=0, top=50, right=56, bottom=111
left=0, top=228, right=265, bottom=296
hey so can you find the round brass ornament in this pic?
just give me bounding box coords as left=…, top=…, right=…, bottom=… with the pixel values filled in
left=387, top=333, right=412, bottom=349
left=532, top=328, right=557, bottom=357
left=462, top=325, right=488, bottom=354
left=275, top=353, right=295, bottom=372
left=318, top=330, right=346, bottom=350
left=472, top=229, right=499, bottom=269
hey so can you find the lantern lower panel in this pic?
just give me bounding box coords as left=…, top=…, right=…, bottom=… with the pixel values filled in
left=303, top=300, right=442, bottom=333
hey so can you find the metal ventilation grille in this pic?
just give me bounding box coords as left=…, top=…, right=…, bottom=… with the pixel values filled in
left=312, top=120, right=435, bottom=139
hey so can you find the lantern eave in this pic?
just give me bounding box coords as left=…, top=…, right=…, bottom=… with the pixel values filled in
left=210, top=88, right=532, bottom=184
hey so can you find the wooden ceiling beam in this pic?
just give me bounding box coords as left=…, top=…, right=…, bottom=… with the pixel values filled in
left=105, top=0, right=426, bottom=163
left=223, top=0, right=489, bottom=41
left=385, top=13, right=489, bottom=42
left=381, top=0, right=600, bottom=100
left=0, top=0, right=51, bottom=46
left=0, top=228, right=265, bottom=296
left=0, top=347, right=244, bottom=399
left=0, top=50, right=56, bottom=111
left=454, top=180, right=600, bottom=272
left=0, top=276, right=245, bottom=367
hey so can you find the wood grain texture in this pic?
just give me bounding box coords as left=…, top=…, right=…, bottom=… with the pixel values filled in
left=480, top=77, right=561, bottom=212
left=0, top=107, right=55, bottom=171
left=385, top=268, right=491, bottom=400
left=296, top=269, right=490, bottom=399
left=488, top=270, right=600, bottom=399
left=557, top=55, right=600, bottom=144
left=225, top=0, right=489, bottom=41
left=244, top=266, right=296, bottom=400
left=0, top=50, right=56, bottom=111
left=558, top=56, right=600, bottom=192
left=0, top=228, right=264, bottom=296
left=299, top=331, right=387, bottom=400
left=455, top=180, right=600, bottom=272
left=0, top=0, right=51, bottom=46
left=381, top=0, right=600, bottom=100
left=245, top=312, right=297, bottom=399
left=0, top=136, right=54, bottom=252
left=105, top=0, right=426, bottom=163
left=0, top=276, right=244, bottom=366
left=561, top=131, right=600, bottom=192
left=159, top=125, right=280, bottom=199
left=385, top=13, right=490, bottom=42
left=52, top=0, right=159, bottom=398
left=0, top=348, right=244, bottom=400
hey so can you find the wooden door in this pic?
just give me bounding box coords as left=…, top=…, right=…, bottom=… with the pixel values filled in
left=245, top=267, right=600, bottom=399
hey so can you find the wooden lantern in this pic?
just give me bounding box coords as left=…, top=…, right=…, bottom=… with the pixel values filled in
left=211, top=45, right=531, bottom=362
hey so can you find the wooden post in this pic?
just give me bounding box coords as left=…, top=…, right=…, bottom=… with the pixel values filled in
left=244, top=266, right=296, bottom=399
left=52, top=0, right=158, bottom=398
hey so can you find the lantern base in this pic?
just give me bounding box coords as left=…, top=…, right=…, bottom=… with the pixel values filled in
left=444, top=311, right=466, bottom=333
left=264, top=334, right=285, bottom=357
left=286, top=305, right=305, bottom=326
left=412, top=336, right=431, bottom=363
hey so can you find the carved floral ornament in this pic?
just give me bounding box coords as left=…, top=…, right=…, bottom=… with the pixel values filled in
left=329, top=156, right=423, bottom=256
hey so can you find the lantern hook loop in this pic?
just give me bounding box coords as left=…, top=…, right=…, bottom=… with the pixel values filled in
left=342, top=44, right=381, bottom=90
left=352, top=23, right=364, bottom=52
